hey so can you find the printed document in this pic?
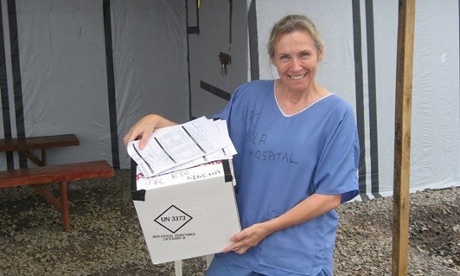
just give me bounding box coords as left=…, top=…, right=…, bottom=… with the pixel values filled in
left=127, top=116, right=236, bottom=178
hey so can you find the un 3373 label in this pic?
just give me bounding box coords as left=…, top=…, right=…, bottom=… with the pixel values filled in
left=154, top=205, right=193, bottom=233
left=159, top=215, right=188, bottom=222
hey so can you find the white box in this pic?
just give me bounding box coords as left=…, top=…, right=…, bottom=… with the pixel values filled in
left=132, top=160, right=241, bottom=264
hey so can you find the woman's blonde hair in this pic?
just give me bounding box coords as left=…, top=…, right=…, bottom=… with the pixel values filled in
left=268, top=14, right=324, bottom=58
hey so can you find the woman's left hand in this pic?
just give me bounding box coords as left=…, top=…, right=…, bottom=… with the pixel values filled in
left=222, top=222, right=270, bottom=254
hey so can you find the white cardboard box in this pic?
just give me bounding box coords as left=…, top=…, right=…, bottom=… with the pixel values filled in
left=132, top=160, right=241, bottom=264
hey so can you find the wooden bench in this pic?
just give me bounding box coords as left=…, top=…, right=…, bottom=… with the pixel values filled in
left=0, top=134, right=80, bottom=167
left=0, top=160, right=115, bottom=231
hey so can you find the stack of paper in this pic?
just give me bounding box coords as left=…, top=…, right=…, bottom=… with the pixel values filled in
left=128, top=116, right=237, bottom=178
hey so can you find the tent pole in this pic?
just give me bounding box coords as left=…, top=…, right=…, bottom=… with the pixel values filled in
left=392, top=0, right=416, bottom=275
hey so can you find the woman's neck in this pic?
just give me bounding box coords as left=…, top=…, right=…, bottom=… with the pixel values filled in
left=275, top=80, right=329, bottom=115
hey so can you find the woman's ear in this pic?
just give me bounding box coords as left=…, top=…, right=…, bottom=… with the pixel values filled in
left=318, top=48, right=324, bottom=62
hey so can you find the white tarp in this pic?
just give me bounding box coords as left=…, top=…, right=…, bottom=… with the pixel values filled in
left=0, top=0, right=189, bottom=170
left=1, top=0, right=458, bottom=197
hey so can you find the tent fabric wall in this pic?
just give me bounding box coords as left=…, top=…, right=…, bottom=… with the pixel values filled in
left=0, top=0, right=189, bottom=170
left=251, top=0, right=460, bottom=198
left=111, top=0, right=188, bottom=169
left=1, top=0, right=458, bottom=198
left=187, top=0, right=248, bottom=119
left=409, top=0, right=460, bottom=192
left=1, top=0, right=113, bottom=169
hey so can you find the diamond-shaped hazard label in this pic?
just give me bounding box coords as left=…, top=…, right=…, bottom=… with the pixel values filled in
left=154, top=205, right=193, bottom=233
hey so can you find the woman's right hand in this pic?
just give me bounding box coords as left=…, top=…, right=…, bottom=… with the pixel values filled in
left=123, top=114, right=176, bottom=150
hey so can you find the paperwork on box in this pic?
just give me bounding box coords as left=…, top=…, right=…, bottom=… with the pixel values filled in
left=134, top=159, right=236, bottom=191
left=127, top=116, right=236, bottom=178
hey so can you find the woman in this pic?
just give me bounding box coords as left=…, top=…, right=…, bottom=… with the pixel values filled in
left=124, top=14, right=359, bottom=276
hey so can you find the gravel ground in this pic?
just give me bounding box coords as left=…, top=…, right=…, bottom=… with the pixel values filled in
left=0, top=169, right=458, bottom=276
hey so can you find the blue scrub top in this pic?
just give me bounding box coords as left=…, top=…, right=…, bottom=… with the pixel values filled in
left=214, top=80, right=359, bottom=276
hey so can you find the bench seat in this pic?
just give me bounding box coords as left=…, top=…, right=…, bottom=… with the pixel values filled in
left=0, top=134, right=80, bottom=167
left=0, top=160, right=115, bottom=231
left=0, top=134, right=80, bottom=152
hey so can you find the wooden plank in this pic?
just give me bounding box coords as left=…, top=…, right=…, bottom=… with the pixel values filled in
left=0, top=134, right=79, bottom=152
left=392, top=0, right=415, bottom=275
left=0, top=160, right=114, bottom=188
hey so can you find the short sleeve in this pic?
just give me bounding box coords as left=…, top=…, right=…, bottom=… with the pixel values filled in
left=314, top=106, right=360, bottom=203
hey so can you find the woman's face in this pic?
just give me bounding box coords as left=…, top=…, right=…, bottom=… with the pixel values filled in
left=272, top=30, right=322, bottom=93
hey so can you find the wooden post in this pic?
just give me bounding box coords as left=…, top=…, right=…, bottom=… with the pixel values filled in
left=392, top=0, right=416, bottom=275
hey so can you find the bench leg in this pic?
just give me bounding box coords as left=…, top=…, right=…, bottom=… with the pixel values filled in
left=59, top=181, right=70, bottom=231
left=34, top=182, right=70, bottom=231
left=18, top=149, right=46, bottom=166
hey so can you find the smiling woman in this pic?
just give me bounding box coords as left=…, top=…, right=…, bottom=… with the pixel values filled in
left=124, top=14, right=360, bottom=276
left=269, top=15, right=329, bottom=116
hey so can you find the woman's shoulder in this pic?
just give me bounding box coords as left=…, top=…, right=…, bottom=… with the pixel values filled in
left=324, top=93, right=353, bottom=109
left=316, top=93, right=356, bottom=120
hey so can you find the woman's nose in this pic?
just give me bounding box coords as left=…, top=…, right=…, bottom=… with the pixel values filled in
left=291, top=58, right=303, bottom=70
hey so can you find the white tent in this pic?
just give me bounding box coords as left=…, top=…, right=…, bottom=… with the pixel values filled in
left=1, top=0, right=459, bottom=198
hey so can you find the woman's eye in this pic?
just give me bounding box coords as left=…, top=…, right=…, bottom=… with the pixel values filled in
left=300, top=53, right=310, bottom=59
left=279, top=56, right=290, bottom=61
